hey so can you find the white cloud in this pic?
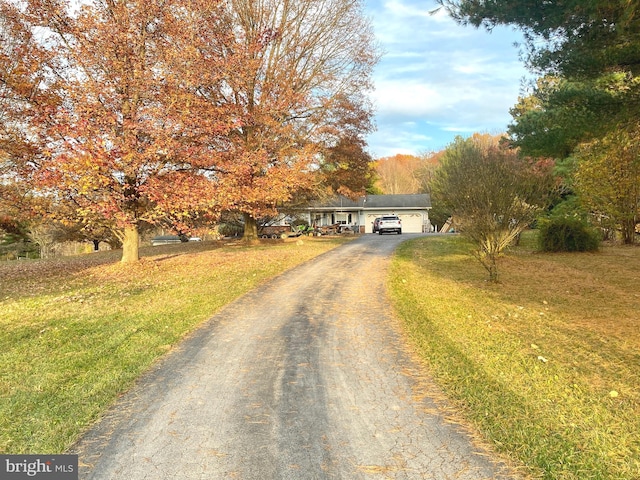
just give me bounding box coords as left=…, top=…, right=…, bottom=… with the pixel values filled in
left=364, top=0, right=530, bottom=156
left=372, top=80, right=447, bottom=119
left=382, top=0, right=434, bottom=18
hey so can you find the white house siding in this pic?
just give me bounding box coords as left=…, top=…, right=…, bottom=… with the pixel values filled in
left=311, top=212, right=359, bottom=228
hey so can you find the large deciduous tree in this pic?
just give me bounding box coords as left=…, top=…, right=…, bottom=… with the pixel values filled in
left=212, top=0, right=378, bottom=240
left=1, top=1, right=58, bottom=249
left=0, top=1, right=52, bottom=163
left=317, top=136, right=376, bottom=199
left=24, top=0, right=234, bottom=262
left=314, top=93, right=378, bottom=199
left=432, top=134, right=555, bottom=282
left=4, top=0, right=377, bottom=259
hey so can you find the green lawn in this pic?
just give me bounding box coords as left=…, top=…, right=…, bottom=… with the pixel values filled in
left=0, top=237, right=349, bottom=453
left=389, top=233, right=640, bottom=480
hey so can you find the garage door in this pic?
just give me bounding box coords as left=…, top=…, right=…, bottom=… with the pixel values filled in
left=398, top=213, right=424, bottom=233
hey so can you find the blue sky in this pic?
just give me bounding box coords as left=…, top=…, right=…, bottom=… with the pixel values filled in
left=364, top=0, right=531, bottom=158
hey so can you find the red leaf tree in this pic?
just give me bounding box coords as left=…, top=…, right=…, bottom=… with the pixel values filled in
left=24, top=0, right=235, bottom=262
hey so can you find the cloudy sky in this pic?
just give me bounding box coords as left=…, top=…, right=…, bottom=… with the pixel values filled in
left=364, top=0, right=531, bottom=158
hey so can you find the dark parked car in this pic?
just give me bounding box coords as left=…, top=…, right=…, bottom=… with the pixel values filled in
left=372, top=217, right=381, bottom=233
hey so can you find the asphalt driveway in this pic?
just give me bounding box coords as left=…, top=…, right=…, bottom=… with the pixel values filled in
left=72, top=234, right=519, bottom=479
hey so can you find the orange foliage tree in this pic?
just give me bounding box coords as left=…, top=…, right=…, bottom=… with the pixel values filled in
left=0, top=1, right=54, bottom=208
left=0, top=1, right=61, bottom=246
left=374, top=153, right=441, bottom=194
left=210, top=0, right=378, bottom=239
left=23, top=0, right=236, bottom=262
left=314, top=93, right=378, bottom=200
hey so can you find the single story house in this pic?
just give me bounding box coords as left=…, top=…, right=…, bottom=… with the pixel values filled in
left=305, top=194, right=432, bottom=233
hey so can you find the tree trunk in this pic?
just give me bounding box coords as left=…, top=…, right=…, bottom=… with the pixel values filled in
left=243, top=212, right=259, bottom=242
left=121, top=225, right=140, bottom=263
left=621, top=217, right=636, bottom=244
left=475, top=244, right=500, bottom=283
left=486, top=257, right=499, bottom=283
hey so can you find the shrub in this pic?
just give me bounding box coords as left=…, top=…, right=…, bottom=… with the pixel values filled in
left=431, top=134, right=555, bottom=282
left=537, top=216, right=601, bottom=252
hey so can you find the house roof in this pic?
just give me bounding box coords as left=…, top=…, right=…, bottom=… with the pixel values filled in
left=362, top=194, right=431, bottom=209
left=309, top=194, right=431, bottom=211
left=311, top=196, right=360, bottom=209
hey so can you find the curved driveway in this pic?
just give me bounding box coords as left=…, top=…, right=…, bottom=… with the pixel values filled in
left=74, top=234, right=518, bottom=479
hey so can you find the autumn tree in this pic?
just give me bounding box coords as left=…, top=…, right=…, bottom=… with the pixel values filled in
left=22, top=0, right=235, bottom=263
left=373, top=154, right=424, bottom=194
left=0, top=1, right=52, bottom=162
left=6, top=0, right=376, bottom=258
left=413, top=150, right=449, bottom=227
left=574, top=128, right=640, bottom=244
left=373, top=151, right=443, bottom=197
left=432, top=134, right=555, bottom=282
left=415, top=150, right=443, bottom=194
left=313, top=93, right=378, bottom=200
left=211, top=0, right=378, bottom=240
left=0, top=0, right=57, bottom=237
left=0, top=182, right=32, bottom=245
left=316, top=136, right=375, bottom=199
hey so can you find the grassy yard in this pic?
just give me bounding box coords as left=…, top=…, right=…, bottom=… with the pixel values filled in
left=0, top=237, right=349, bottom=454
left=389, top=232, right=640, bottom=480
